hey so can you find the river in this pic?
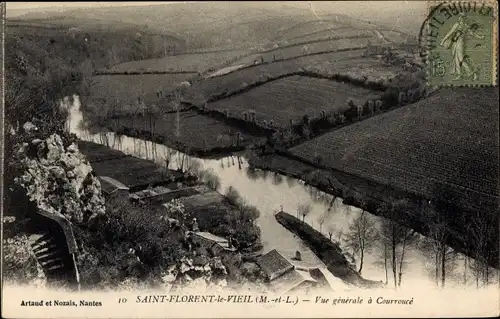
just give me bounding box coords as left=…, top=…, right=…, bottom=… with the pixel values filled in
left=66, top=95, right=492, bottom=290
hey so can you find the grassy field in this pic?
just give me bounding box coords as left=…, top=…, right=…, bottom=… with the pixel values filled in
left=304, top=57, right=410, bottom=87
left=114, top=111, right=264, bottom=154
left=271, top=18, right=346, bottom=41
left=278, top=28, right=376, bottom=47
left=106, top=49, right=252, bottom=74
left=78, top=141, right=183, bottom=190
left=76, top=140, right=129, bottom=163
left=288, top=87, right=499, bottom=214
left=13, top=2, right=425, bottom=50
left=186, top=49, right=367, bottom=104
left=88, top=73, right=195, bottom=111
left=207, top=75, right=382, bottom=128
left=229, top=36, right=374, bottom=68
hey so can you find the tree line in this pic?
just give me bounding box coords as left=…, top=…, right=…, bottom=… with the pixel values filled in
left=298, top=184, right=499, bottom=289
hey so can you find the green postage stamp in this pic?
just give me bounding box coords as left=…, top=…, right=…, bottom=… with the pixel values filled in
left=425, top=1, right=498, bottom=87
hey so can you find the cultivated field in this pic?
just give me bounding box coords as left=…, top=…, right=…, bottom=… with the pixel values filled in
left=186, top=49, right=368, bottom=104
left=114, top=110, right=264, bottom=153
left=229, top=36, right=375, bottom=68
left=207, top=75, right=382, bottom=128
left=271, top=19, right=347, bottom=41
left=89, top=73, right=194, bottom=109
left=76, top=140, right=128, bottom=163
left=278, top=28, right=376, bottom=47
left=288, top=87, right=499, bottom=214
left=78, top=141, right=182, bottom=189
left=106, top=49, right=252, bottom=73
left=304, top=57, right=407, bottom=82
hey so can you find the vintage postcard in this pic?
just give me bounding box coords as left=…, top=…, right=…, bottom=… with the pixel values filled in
left=1, top=1, right=499, bottom=318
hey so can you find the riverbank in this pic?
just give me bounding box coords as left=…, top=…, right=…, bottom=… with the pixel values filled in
left=84, top=110, right=267, bottom=159
left=69, top=102, right=500, bottom=289
left=250, top=153, right=500, bottom=269
left=78, top=140, right=262, bottom=250
left=275, top=211, right=383, bottom=289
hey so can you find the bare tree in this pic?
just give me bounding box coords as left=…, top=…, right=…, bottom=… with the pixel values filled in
left=367, top=100, right=375, bottom=116
left=344, top=209, right=378, bottom=274
left=418, top=200, right=457, bottom=288
left=467, top=209, right=497, bottom=288
left=297, top=202, right=312, bottom=223
left=377, top=199, right=418, bottom=289
left=326, top=223, right=335, bottom=241
left=162, top=147, right=175, bottom=169
left=317, top=213, right=326, bottom=233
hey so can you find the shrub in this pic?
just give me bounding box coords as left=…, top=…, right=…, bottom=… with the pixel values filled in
left=75, top=197, right=188, bottom=287
left=202, top=169, right=221, bottom=191
left=225, top=186, right=242, bottom=205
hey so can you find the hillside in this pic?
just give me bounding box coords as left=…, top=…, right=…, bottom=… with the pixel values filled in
left=10, top=2, right=417, bottom=53
left=289, top=87, right=499, bottom=215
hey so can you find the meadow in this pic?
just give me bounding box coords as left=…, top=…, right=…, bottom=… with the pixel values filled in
left=229, top=35, right=375, bottom=68
left=105, top=49, right=253, bottom=74
left=113, top=111, right=265, bottom=155
left=76, top=140, right=128, bottom=163
left=288, top=87, right=499, bottom=214
left=277, top=28, right=376, bottom=47
left=185, top=49, right=368, bottom=105
left=88, top=73, right=195, bottom=111
left=78, top=141, right=182, bottom=190
left=207, top=75, right=382, bottom=128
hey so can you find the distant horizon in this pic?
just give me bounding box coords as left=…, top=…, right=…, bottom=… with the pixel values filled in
left=5, top=1, right=426, bottom=35
left=6, top=2, right=187, bottom=17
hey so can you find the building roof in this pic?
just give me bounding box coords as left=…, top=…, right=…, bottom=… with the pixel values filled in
left=192, top=232, right=237, bottom=251
left=98, top=176, right=129, bottom=195
left=179, top=192, right=225, bottom=209
left=269, top=269, right=317, bottom=294
left=257, top=249, right=294, bottom=280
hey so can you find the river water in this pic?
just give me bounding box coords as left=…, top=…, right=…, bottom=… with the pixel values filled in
left=67, top=95, right=493, bottom=290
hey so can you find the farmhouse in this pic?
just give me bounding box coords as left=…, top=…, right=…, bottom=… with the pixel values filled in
left=256, top=249, right=328, bottom=294
left=97, top=176, right=130, bottom=200
left=257, top=249, right=294, bottom=281
left=188, top=231, right=238, bottom=256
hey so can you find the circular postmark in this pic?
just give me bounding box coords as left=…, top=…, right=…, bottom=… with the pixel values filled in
left=418, top=1, right=497, bottom=87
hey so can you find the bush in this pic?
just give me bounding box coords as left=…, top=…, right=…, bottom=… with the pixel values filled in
left=201, top=169, right=221, bottom=191
left=225, top=186, right=242, bottom=205
left=75, top=196, right=188, bottom=288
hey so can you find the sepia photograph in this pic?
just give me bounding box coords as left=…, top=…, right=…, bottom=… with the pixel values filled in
left=1, top=1, right=499, bottom=318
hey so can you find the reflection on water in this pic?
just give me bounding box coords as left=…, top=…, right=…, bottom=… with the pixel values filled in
left=69, top=95, right=497, bottom=290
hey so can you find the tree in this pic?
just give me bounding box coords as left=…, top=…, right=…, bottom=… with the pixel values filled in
left=467, top=209, right=497, bottom=288
left=377, top=199, right=418, bottom=289
left=225, top=186, right=242, bottom=206
left=344, top=209, right=378, bottom=274
left=297, top=202, right=312, bottom=223
left=419, top=204, right=457, bottom=287
left=317, top=213, right=327, bottom=233
left=375, top=100, right=383, bottom=113
left=367, top=100, right=375, bottom=116
left=326, top=224, right=335, bottom=241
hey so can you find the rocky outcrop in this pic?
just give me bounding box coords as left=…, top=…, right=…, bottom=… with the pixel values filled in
left=14, top=132, right=106, bottom=225
left=167, top=256, right=229, bottom=292
left=2, top=218, right=47, bottom=288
